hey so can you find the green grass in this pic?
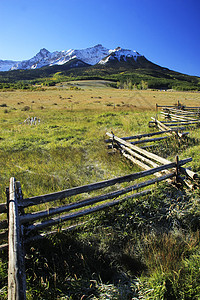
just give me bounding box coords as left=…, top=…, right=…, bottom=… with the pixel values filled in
left=0, top=85, right=200, bottom=299
left=0, top=105, right=153, bottom=201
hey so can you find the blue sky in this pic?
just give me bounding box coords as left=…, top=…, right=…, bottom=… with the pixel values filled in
left=0, top=0, right=200, bottom=76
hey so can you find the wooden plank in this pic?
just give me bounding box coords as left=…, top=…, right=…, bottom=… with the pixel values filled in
left=160, top=113, right=199, bottom=121
left=0, top=243, right=8, bottom=251
left=20, top=172, right=175, bottom=225
left=107, top=132, right=172, bottom=164
left=107, top=132, right=196, bottom=179
left=164, top=115, right=198, bottom=122
left=167, top=112, right=199, bottom=118
left=160, top=123, right=189, bottom=133
left=151, top=117, right=173, bottom=131
left=180, top=167, right=199, bottom=180
left=120, top=151, right=172, bottom=182
left=161, top=120, right=189, bottom=123
left=151, top=117, right=188, bottom=138
left=153, top=119, right=174, bottom=134
left=120, top=144, right=174, bottom=182
left=25, top=189, right=152, bottom=234
left=120, top=148, right=171, bottom=180
left=162, top=122, right=196, bottom=127
left=19, top=161, right=185, bottom=208
left=163, top=108, right=199, bottom=115
left=161, top=112, right=198, bottom=122
left=8, top=177, right=26, bottom=300
left=157, top=105, right=176, bottom=108
left=183, top=107, right=200, bottom=111
left=119, top=144, right=160, bottom=168
left=105, top=129, right=173, bottom=142
left=130, top=136, right=169, bottom=145
left=158, top=105, right=200, bottom=110
left=166, top=108, right=198, bottom=115
left=121, top=151, right=153, bottom=170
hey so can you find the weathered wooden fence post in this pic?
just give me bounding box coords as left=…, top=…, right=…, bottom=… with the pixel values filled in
left=8, top=177, right=26, bottom=300
left=175, top=155, right=180, bottom=184
left=111, top=131, right=115, bottom=149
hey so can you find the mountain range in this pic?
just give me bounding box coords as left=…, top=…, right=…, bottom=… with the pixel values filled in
left=0, top=44, right=143, bottom=72
left=0, top=44, right=199, bottom=91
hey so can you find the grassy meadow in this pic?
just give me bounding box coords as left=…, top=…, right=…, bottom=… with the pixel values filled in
left=0, top=81, right=200, bottom=299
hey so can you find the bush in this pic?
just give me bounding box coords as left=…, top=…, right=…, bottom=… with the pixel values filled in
left=21, top=106, right=31, bottom=111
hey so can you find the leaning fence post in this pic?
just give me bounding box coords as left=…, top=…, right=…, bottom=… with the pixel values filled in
left=175, top=155, right=180, bottom=184
left=8, top=177, right=26, bottom=300
left=111, top=131, right=115, bottom=149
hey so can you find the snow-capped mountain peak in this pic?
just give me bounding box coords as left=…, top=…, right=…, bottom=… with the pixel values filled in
left=36, top=48, right=50, bottom=58
left=0, top=45, right=143, bottom=71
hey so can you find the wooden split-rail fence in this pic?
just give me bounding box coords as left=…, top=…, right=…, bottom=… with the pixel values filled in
left=152, top=103, right=200, bottom=134
left=105, top=132, right=198, bottom=187
left=0, top=149, right=197, bottom=298
left=105, top=104, right=199, bottom=189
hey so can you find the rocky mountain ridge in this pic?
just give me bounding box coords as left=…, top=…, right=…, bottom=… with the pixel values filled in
left=0, top=44, right=142, bottom=71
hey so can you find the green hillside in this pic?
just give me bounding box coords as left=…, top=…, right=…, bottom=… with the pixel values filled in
left=0, top=57, right=200, bottom=91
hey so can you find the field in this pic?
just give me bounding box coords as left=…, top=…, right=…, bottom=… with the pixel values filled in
left=0, top=81, right=200, bottom=299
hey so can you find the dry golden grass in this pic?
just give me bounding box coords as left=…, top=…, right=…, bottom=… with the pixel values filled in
left=0, top=80, right=200, bottom=113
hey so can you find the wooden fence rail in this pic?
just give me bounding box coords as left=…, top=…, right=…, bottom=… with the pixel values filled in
left=162, top=108, right=200, bottom=117
left=161, top=112, right=199, bottom=122
left=106, top=132, right=197, bottom=181
left=156, top=103, right=200, bottom=110
left=21, top=171, right=176, bottom=227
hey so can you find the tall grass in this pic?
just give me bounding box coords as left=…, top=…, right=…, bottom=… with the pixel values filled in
left=139, top=231, right=200, bottom=300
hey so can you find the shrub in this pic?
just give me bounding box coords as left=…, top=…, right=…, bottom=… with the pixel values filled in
left=21, top=106, right=31, bottom=111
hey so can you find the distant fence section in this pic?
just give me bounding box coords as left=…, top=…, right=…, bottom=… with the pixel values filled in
left=153, top=102, right=200, bottom=134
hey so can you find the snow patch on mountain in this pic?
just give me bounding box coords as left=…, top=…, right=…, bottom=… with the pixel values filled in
left=99, top=47, right=141, bottom=64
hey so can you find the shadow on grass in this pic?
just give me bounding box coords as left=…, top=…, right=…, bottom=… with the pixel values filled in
left=151, top=135, right=200, bottom=158
left=25, top=232, right=145, bottom=299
